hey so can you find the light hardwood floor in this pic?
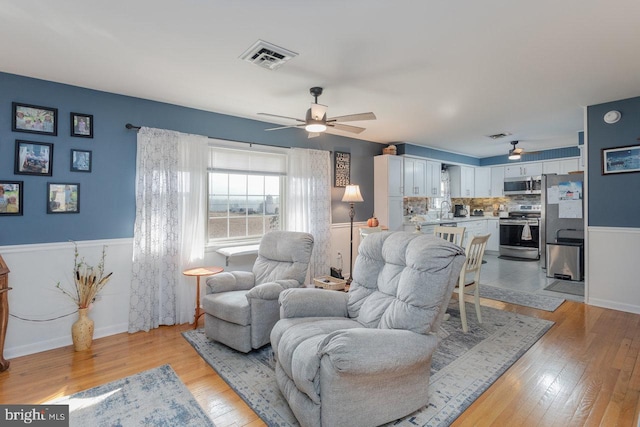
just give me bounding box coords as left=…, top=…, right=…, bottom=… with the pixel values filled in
left=1, top=298, right=639, bottom=426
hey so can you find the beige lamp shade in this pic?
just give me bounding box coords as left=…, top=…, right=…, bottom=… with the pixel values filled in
left=342, top=184, right=364, bottom=203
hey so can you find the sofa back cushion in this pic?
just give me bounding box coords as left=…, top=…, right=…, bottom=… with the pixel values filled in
left=253, top=231, right=314, bottom=285
left=348, top=231, right=465, bottom=335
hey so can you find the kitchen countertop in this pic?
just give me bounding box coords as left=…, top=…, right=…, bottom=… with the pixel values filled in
left=404, top=215, right=500, bottom=226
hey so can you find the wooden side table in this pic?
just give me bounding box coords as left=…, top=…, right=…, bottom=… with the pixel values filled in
left=182, top=266, right=223, bottom=329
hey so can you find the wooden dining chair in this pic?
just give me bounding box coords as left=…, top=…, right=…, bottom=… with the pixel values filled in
left=455, top=234, right=490, bottom=333
left=434, top=225, right=466, bottom=247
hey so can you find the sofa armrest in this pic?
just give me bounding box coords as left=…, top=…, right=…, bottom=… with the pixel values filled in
left=279, top=288, right=349, bottom=319
left=318, top=329, right=437, bottom=375
left=205, top=271, right=256, bottom=294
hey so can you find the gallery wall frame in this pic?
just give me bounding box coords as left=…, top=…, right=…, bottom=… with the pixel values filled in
left=602, top=144, right=640, bottom=175
left=70, top=149, right=92, bottom=172
left=14, top=140, right=54, bottom=176
left=47, top=183, right=80, bottom=214
left=70, top=112, right=93, bottom=138
left=0, top=180, right=24, bottom=216
left=12, top=102, right=58, bottom=136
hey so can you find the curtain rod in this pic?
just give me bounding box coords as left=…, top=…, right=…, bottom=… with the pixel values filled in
left=124, top=123, right=290, bottom=150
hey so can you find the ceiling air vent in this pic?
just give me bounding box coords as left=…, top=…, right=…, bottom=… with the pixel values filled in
left=239, top=40, right=298, bottom=70
left=486, top=132, right=512, bottom=139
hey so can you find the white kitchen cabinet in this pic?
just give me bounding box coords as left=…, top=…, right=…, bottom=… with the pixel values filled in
left=462, top=219, right=488, bottom=245
left=426, top=160, right=442, bottom=197
left=374, top=155, right=405, bottom=231
left=486, top=218, right=500, bottom=252
left=504, top=162, right=543, bottom=177
left=403, top=157, right=427, bottom=196
left=490, top=166, right=504, bottom=197
left=450, top=165, right=475, bottom=198
left=474, top=167, right=491, bottom=198
left=543, top=158, right=580, bottom=175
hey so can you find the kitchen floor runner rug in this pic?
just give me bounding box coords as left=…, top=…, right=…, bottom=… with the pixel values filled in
left=49, top=364, right=214, bottom=427
left=183, top=302, right=553, bottom=427
left=476, top=284, right=565, bottom=311
left=544, top=280, right=585, bottom=296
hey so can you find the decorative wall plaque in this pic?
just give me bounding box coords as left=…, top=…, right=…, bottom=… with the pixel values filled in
left=334, top=151, right=350, bottom=187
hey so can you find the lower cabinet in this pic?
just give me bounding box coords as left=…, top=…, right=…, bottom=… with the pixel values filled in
left=486, top=219, right=499, bottom=252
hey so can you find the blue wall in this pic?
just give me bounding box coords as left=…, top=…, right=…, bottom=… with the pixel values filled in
left=0, top=72, right=381, bottom=245
left=587, top=96, right=640, bottom=227
left=480, top=145, right=581, bottom=166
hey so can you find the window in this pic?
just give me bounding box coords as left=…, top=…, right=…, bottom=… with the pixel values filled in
left=208, top=172, right=283, bottom=242
left=206, top=143, right=287, bottom=245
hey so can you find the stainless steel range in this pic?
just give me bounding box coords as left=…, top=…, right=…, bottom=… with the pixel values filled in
left=499, top=204, right=541, bottom=260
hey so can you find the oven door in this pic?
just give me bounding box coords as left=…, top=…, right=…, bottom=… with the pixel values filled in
left=499, top=220, right=540, bottom=259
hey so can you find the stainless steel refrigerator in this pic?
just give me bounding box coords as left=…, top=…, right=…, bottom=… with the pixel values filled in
left=541, top=173, right=585, bottom=281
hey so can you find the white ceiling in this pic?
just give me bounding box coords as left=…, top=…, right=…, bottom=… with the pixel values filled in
left=2, top=1, right=640, bottom=158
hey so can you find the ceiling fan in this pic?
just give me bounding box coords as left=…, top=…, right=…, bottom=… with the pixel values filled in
left=508, top=140, right=541, bottom=160
left=258, top=87, right=376, bottom=138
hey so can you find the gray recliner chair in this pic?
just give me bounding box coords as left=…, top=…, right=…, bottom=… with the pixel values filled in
left=203, top=231, right=314, bottom=353
left=270, top=231, right=466, bottom=427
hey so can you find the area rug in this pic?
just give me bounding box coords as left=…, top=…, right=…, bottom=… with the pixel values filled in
left=544, top=280, right=585, bottom=296
left=477, top=284, right=565, bottom=311
left=183, top=302, right=553, bottom=427
left=50, top=364, right=214, bottom=426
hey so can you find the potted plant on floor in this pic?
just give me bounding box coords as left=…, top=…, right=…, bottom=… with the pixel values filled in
left=57, top=242, right=112, bottom=351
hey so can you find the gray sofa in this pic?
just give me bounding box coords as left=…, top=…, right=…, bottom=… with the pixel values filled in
left=203, top=231, right=314, bottom=353
left=270, top=231, right=466, bottom=427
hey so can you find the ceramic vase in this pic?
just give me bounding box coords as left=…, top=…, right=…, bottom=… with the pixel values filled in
left=71, top=308, right=94, bottom=351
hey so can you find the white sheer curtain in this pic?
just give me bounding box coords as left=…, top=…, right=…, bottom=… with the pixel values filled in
left=286, top=148, right=331, bottom=280
left=128, top=127, right=208, bottom=333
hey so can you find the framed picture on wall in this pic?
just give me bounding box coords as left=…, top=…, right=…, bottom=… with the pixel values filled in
left=70, top=112, right=93, bottom=138
left=47, top=183, right=80, bottom=214
left=334, top=151, right=350, bottom=187
left=14, top=140, right=54, bottom=176
left=0, top=181, right=24, bottom=216
left=70, top=149, right=92, bottom=172
left=12, top=102, right=58, bottom=136
left=602, top=144, right=640, bottom=175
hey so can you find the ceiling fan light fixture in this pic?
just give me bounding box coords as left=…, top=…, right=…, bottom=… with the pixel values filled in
left=508, top=150, right=521, bottom=160
left=305, top=122, right=327, bottom=133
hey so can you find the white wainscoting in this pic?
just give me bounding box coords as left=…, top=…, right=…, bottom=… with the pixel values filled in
left=587, top=226, right=640, bottom=314
left=1, top=239, right=133, bottom=359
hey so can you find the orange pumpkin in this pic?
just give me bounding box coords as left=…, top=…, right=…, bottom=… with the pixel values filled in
left=367, top=216, right=379, bottom=227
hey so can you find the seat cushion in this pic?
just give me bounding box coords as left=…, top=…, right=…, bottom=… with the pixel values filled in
left=202, top=290, right=251, bottom=326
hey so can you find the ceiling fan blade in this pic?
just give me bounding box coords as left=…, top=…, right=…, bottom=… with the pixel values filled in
left=327, top=112, right=376, bottom=123
left=329, top=123, right=366, bottom=134
left=257, top=112, right=305, bottom=123
left=265, top=124, right=304, bottom=131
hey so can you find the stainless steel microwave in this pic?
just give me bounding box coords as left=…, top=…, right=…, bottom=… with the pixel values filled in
left=504, top=176, right=542, bottom=195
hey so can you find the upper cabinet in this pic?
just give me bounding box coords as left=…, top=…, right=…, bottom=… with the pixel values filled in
left=374, top=154, right=404, bottom=197
left=490, top=166, right=504, bottom=197
left=450, top=165, right=475, bottom=198
left=474, top=167, right=491, bottom=198
left=543, top=158, right=580, bottom=175
left=426, top=160, right=442, bottom=197
left=504, top=162, right=543, bottom=178
left=403, top=157, right=427, bottom=197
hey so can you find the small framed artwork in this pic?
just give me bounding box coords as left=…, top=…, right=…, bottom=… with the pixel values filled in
left=334, top=151, right=350, bottom=187
left=70, top=149, right=92, bottom=172
left=14, top=140, right=54, bottom=176
left=0, top=181, right=24, bottom=216
left=12, top=102, right=58, bottom=136
left=602, top=144, right=640, bottom=175
left=71, top=112, right=93, bottom=138
left=47, top=183, right=80, bottom=214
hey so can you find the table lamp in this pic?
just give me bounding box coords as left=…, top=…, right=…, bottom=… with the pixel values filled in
left=342, top=184, right=364, bottom=284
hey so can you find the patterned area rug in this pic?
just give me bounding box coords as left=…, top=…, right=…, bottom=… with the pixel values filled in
left=477, top=284, right=565, bottom=311
left=544, top=280, right=585, bottom=296
left=183, top=302, right=553, bottom=427
left=50, top=364, right=214, bottom=426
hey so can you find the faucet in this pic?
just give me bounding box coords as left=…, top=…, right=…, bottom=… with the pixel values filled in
left=440, top=201, right=451, bottom=219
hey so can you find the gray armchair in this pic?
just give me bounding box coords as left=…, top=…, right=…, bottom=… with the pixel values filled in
left=203, top=231, right=314, bottom=353
left=270, top=231, right=465, bottom=427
